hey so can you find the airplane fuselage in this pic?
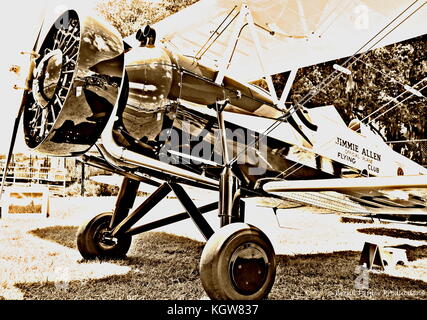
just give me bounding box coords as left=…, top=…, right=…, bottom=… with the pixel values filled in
left=103, top=43, right=426, bottom=189
left=107, top=44, right=339, bottom=187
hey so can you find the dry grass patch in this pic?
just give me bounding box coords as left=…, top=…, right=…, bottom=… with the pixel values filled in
left=16, top=226, right=427, bottom=300
left=30, top=226, right=78, bottom=249
left=18, top=231, right=206, bottom=300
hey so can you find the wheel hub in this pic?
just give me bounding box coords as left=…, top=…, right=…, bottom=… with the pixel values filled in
left=229, top=243, right=269, bottom=295
left=96, top=225, right=118, bottom=250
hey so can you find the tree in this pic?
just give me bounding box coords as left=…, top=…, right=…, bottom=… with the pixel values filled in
left=285, top=35, right=426, bottom=164
left=97, top=0, right=200, bottom=37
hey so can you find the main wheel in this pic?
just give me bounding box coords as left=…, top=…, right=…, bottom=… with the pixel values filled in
left=77, top=212, right=132, bottom=260
left=200, top=223, right=276, bottom=300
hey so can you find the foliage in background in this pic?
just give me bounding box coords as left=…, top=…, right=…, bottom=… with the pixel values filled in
left=65, top=181, right=119, bottom=197
left=97, top=0, right=200, bottom=37
left=284, top=35, right=426, bottom=164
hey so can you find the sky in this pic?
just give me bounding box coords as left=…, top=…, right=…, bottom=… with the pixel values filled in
left=0, top=0, right=100, bottom=155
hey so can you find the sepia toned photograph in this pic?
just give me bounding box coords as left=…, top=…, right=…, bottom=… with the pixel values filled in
left=0, top=0, right=426, bottom=313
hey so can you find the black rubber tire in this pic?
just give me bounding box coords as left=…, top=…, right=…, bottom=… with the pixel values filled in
left=200, top=223, right=276, bottom=300
left=77, top=212, right=132, bottom=260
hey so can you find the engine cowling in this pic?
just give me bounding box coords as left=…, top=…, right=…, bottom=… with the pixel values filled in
left=23, top=10, right=125, bottom=157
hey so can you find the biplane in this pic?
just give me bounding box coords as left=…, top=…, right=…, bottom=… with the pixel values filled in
left=2, top=0, right=427, bottom=300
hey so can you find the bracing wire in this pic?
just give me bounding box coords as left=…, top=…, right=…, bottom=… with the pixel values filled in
left=229, top=0, right=425, bottom=168
left=278, top=82, right=427, bottom=180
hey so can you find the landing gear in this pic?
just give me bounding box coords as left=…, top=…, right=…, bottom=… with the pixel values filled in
left=76, top=179, right=218, bottom=261
left=76, top=132, right=278, bottom=299
left=197, top=100, right=277, bottom=300
left=77, top=212, right=132, bottom=260
left=200, top=223, right=276, bottom=300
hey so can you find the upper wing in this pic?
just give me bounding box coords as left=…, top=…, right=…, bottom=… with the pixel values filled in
left=125, top=0, right=426, bottom=81
left=263, top=175, right=427, bottom=222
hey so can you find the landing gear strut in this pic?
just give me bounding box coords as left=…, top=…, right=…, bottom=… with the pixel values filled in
left=199, top=100, right=277, bottom=300
left=77, top=212, right=132, bottom=260
left=76, top=177, right=218, bottom=261
left=75, top=97, right=278, bottom=299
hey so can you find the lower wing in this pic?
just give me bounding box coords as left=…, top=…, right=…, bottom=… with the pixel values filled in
left=262, top=175, right=427, bottom=225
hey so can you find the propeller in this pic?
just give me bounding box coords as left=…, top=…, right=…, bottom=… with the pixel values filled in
left=0, top=18, right=45, bottom=202
left=0, top=9, right=126, bottom=205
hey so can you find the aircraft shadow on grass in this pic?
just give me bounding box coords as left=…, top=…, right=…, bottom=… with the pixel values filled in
left=14, top=227, right=427, bottom=300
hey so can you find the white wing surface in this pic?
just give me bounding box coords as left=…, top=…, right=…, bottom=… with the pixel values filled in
left=263, top=175, right=427, bottom=220
left=125, top=0, right=426, bottom=81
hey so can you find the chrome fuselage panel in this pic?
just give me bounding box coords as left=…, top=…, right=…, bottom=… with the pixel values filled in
left=111, top=45, right=334, bottom=186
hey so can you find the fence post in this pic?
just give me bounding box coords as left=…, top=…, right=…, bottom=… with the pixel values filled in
left=81, top=162, right=85, bottom=197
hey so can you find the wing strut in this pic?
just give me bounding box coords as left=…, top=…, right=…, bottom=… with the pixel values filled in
left=214, top=1, right=286, bottom=111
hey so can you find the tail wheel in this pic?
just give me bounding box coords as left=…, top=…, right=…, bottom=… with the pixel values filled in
left=77, top=212, right=132, bottom=260
left=200, top=223, right=276, bottom=300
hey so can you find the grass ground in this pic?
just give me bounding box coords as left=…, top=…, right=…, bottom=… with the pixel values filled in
left=1, top=196, right=427, bottom=300
left=14, top=228, right=427, bottom=300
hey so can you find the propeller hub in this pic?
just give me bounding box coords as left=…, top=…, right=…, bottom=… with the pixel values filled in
left=32, top=49, right=63, bottom=108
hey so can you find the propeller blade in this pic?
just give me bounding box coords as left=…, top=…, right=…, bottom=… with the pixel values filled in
left=0, top=18, right=45, bottom=201
left=33, top=17, right=45, bottom=52
left=0, top=100, right=26, bottom=201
